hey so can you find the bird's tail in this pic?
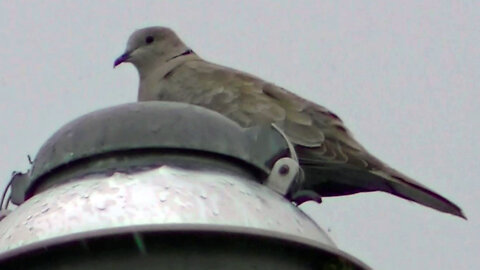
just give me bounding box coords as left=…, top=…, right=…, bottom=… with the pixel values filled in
left=299, top=159, right=466, bottom=219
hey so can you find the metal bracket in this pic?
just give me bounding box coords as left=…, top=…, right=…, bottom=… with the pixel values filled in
left=265, top=124, right=302, bottom=196
left=265, top=157, right=300, bottom=195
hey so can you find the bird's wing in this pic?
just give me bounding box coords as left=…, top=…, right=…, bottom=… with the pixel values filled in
left=161, top=60, right=353, bottom=147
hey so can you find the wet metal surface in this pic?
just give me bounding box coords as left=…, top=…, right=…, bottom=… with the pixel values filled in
left=0, top=166, right=332, bottom=253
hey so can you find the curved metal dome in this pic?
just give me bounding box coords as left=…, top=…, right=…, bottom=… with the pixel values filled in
left=11, top=101, right=294, bottom=203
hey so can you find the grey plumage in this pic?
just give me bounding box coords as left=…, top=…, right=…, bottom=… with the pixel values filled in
left=114, top=26, right=465, bottom=218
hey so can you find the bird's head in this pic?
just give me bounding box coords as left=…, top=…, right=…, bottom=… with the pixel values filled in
left=114, top=27, right=191, bottom=75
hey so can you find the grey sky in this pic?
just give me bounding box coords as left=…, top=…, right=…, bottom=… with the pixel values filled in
left=0, top=1, right=478, bottom=269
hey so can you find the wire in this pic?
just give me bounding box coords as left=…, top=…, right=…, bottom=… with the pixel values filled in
left=5, top=195, right=11, bottom=209
left=1, top=174, right=14, bottom=210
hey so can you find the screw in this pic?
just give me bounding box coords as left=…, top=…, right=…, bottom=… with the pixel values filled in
left=279, top=164, right=290, bottom=175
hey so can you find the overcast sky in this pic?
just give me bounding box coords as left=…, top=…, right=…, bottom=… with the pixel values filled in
left=0, top=1, right=478, bottom=269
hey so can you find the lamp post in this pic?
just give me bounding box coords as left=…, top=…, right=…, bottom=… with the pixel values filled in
left=0, top=102, right=369, bottom=269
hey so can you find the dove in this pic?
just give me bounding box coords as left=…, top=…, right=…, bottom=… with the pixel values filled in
left=114, top=26, right=465, bottom=218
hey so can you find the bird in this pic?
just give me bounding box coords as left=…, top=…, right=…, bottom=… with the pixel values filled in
left=114, top=26, right=465, bottom=218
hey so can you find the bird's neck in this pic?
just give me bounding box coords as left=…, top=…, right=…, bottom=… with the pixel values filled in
left=137, top=51, right=201, bottom=101
left=138, top=50, right=199, bottom=80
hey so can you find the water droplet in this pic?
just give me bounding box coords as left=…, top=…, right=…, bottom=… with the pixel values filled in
left=41, top=207, right=50, bottom=213
left=158, top=191, right=169, bottom=202
left=200, top=194, right=207, bottom=199
left=95, top=201, right=107, bottom=210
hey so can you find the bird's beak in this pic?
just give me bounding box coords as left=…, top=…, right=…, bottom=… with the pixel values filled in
left=114, top=51, right=131, bottom=68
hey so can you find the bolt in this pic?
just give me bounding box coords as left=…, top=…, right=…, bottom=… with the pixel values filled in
left=279, top=164, right=290, bottom=175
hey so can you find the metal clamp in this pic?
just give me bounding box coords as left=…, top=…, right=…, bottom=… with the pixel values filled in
left=264, top=124, right=302, bottom=196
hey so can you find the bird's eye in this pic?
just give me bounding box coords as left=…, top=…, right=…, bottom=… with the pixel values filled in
left=145, top=36, right=154, bottom=44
